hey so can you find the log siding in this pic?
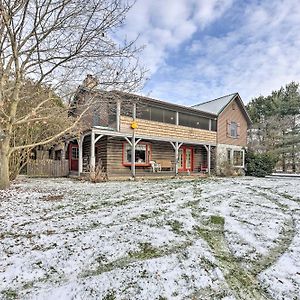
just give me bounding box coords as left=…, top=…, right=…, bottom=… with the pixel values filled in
left=120, top=116, right=217, bottom=144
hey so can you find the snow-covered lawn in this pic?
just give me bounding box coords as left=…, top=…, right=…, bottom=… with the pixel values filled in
left=0, top=176, right=300, bottom=300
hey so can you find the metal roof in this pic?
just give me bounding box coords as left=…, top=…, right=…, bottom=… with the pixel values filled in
left=192, top=93, right=238, bottom=115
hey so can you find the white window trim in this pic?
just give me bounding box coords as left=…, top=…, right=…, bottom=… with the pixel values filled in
left=232, top=149, right=245, bottom=168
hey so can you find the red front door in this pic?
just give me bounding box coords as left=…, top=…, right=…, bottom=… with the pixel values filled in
left=178, top=146, right=194, bottom=172
left=69, top=143, right=79, bottom=171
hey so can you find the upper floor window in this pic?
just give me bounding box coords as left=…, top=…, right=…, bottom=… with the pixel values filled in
left=211, top=119, right=217, bottom=131
left=179, top=113, right=210, bottom=130
left=136, top=104, right=176, bottom=124
left=228, top=121, right=239, bottom=138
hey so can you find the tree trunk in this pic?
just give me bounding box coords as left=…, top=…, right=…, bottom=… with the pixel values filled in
left=282, top=153, right=287, bottom=173
left=0, top=140, right=10, bottom=189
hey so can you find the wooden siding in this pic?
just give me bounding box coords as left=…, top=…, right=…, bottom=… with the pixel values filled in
left=105, top=139, right=209, bottom=176
left=27, top=159, right=69, bottom=177
left=120, top=116, right=216, bottom=144
left=217, top=99, right=248, bottom=146
left=82, top=135, right=108, bottom=172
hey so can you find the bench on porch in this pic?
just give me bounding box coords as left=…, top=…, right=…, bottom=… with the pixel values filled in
left=156, top=160, right=173, bottom=171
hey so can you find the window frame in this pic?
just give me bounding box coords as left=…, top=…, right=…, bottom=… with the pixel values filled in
left=232, top=150, right=245, bottom=167
left=71, top=147, right=79, bottom=160
left=230, top=121, right=238, bottom=138
left=122, top=142, right=152, bottom=166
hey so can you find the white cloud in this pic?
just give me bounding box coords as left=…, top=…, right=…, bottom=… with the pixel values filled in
left=137, top=0, right=300, bottom=105
left=119, top=0, right=234, bottom=74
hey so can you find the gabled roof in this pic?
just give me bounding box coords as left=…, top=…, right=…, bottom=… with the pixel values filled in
left=192, top=93, right=252, bottom=125
left=191, top=93, right=238, bottom=115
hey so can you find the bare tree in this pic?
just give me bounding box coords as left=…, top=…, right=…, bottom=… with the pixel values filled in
left=0, top=0, right=145, bottom=189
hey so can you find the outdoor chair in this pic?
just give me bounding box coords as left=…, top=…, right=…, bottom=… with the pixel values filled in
left=150, top=161, right=161, bottom=172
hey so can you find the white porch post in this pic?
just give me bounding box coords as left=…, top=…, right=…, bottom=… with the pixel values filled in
left=116, top=100, right=121, bottom=132
left=170, top=141, right=183, bottom=176
left=78, top=136, right=84, bottom=175
left=204, top=144, right=211, bottom=176
left=208, top=145, right=211, bottom=176
left=90, top=131, right=96, bottom=173
left=175, top=141, right=179, bottom=176
left=131, top=103, right=136, bottom=178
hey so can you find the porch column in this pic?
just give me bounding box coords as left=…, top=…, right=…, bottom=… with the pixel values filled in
left=170, top=141, right=183, bottom=176
left=204, top=144, right=211, bottom=176
left=116, top=100, right=121, bottom=131
left=90, top=131, right=96, bottom=172
left=78, top=136, right=83, bottom=175
left=175, top=141, right=179, bottom=176
left=131, top=102, right=137, bottom=178
left=208, top=145, right=211, bottom=176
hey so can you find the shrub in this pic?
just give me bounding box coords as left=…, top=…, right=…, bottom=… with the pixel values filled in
left=89, top=159, right=107, bottom=183
left=245, top=151, right=277, bottom=177
left=217, top=161, right=236, bottom=177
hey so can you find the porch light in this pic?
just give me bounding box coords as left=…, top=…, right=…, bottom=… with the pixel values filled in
left=131, top=121, right=138, bottom=129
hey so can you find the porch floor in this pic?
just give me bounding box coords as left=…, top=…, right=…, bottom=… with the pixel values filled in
left=69, top=171, right=208, bottom=180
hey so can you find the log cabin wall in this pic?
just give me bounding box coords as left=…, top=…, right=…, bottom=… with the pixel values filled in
left=106, top=138, right=131, bottom=176
left=82, top=135, right=108, bottom=172
left=120, top=116, right=217, bottom=144
left=104, top=139, right=209, bottom=176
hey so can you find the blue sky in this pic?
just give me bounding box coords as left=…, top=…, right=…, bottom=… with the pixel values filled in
left=119, top=0, right=300, bottom=105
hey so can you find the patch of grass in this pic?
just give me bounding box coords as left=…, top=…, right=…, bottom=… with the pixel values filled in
left=129, top=242, right=160, bottom=260
left=103, top=290, right=116, bottom=300
left=210, top=215, right=225, bottom=226
left=1, top=289, right=18, bottom=299
left=166, top=220, right=184, bottom=234
left=280, top=193, right=295, bottom=201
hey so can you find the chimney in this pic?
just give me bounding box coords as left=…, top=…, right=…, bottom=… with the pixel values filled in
left=82, top=74, right=98, bottom=89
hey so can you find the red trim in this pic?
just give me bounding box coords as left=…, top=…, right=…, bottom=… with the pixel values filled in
left=122, top=142, right=152, bottom=167
left=178, top=146, right=194, bottom=172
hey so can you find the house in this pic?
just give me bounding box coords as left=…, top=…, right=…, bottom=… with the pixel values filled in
left=65, top=80, right=252, bottom=179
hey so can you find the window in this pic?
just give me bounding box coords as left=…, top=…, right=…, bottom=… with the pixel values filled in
left=163, top=109, right=176, bottom=124
left=150, top=106, right=164, bottom=122
left=93, top=112, right=100, bottom=126
left=227, top=149, right=231, bottom=164
left=137, top=104, right=151, bottom=120
left=230, top=122, right=238, bottom=138
left=211, top=119, right=217, bottom=131
left=233, top=150, right=244, bottom=167
left=179, top=113, right=210, bottom=130
left=136, top=105, right=176, bottom=124
left=123, top=143, right=151, bottom=165
left=72, top=147, right=79, bottom=159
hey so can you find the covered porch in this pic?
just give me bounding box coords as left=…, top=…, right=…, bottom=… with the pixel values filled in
left=67, top=128, right=216, bottom=179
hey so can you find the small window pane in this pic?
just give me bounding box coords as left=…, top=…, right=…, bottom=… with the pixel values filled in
left=125, top=144, right=148, bottom=164
left=137, top=104, right=151, bottom=120
left=231, top=122, right=238, bottom=138
left=227, top=149, right=231, bottom=164
left=164, top=109, right=176, bottom=124
left=151, top=107, right=164, bottom=122
left=233, top=150, right=243, bottom=166
left=121, top=102, right=132, bottom=117
left=72, top=147, right=79, bottom=159
left=211, top=120, right=217, bottom=131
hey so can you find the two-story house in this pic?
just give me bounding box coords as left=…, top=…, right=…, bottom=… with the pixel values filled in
left=66, top=80, right=251, bottom=179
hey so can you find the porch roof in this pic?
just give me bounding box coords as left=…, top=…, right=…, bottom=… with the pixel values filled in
left=89, top=127, right=216, bottom=146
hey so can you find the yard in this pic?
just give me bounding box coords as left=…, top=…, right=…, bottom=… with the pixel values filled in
left=0, top=176, right=299, bottom=300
